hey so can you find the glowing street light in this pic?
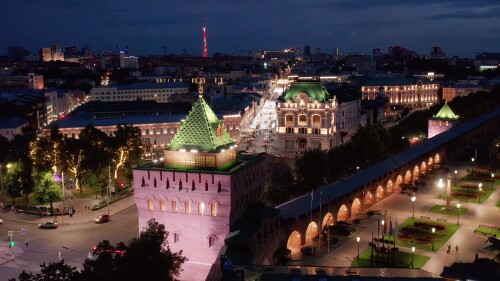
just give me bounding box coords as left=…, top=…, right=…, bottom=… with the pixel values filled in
left=411, top=196, right=416, bottom=218
left=456, top=202, right=462, bottom=225
left=492, top=173, right=495, bottom=190
left=356, top=236, right=361, bottom=261
left=411, top=246, right=415, bottom=268
left=471, top=158, right=475, bottom=174
left=431, top=227, right=436, bottom=252
left=437, top=179, right=444, bottom=200
left=478, top=183, right=482, bottom=203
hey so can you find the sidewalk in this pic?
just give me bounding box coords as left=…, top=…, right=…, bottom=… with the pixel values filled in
left=0, top=189, right=136, bottom=225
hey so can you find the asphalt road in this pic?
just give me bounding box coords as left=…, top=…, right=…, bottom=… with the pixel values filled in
left=0, top=205, right=139, bottom=280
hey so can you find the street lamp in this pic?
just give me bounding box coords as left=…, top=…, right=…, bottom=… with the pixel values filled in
left=411, top=246, right=415, bottom=268
left=492, top=173, right=495, bottom=190
left=454, top=170, right=458, bottom=186
left=437, top=179, right=444, bottom=200
left=411, top=196, right=416, bottom=218
left=471, top=157, right=475, bottom=174
left=431, top=227, right=435, bottom=252
left=478, top=183, right=482, bottom=203
left=456, top=202, right=461, bottom=225
left=356, top=236, right=360, bottom=261
left=381, top=220, right=385, bottom=250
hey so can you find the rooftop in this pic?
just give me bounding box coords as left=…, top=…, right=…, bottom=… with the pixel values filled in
left=284, top=81, right=330, bottom=102
left=93, top=82, right=188, bottom=91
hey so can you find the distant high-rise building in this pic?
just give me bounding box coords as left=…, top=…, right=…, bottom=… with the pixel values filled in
left=303, top=45, right=311, bottom=56
left=430, top=45, right=446, bottom=59
left=7, top=46, right=26, bottom=62
left=388, top=45, right=415, bottom=61
left=40, top=44, right=64, bottom=62
left=372, top=48, right=382, bottom=57
left=202, top=20, right=208, bottom=58
left=315, top=47, right=322, bottom=55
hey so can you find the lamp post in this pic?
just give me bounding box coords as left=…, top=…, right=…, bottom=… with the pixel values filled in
left=454, top=170, right=458, bottom=186
left=471, top=157, right=475, bottom=174
left=492, top=173, right=495, bottom=190
left=478, top=183, right=482, bottom=203
left=411, top=196, right=416, bottom=218
left=411, top=246, right=415, bottom=268
left=456, top=202, right=461, bottom=225
left=381, top=220, right=385, bottom=250
left=437, top=179, right=444, bottom=200
left=356, top=236, right=360, bottom=261
left=431, top=227, right=435, bottom=252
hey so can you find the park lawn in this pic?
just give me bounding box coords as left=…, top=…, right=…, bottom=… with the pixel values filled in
left=428, top=205, right=468, bottom=216
left=72, top=186, right=105, bottom=199
left=389, top=218, right=459, bottom=252
left=474, top=227, right=500, bottom=237
left=351, top=248, right=430, bottom=269
left=451, top=185, right=494, bottom=204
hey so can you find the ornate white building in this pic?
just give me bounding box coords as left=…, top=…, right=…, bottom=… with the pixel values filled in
left=276, top=80, right=339, bottom=152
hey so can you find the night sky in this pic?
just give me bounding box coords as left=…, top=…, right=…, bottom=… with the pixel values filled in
left=2, top=0, right=499, bottom=58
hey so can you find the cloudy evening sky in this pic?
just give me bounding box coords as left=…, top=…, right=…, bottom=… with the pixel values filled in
left=1, top=0, right=499, bottom=58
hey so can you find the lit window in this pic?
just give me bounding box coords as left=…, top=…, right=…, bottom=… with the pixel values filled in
left=298, top=114, right=307, bottom=126
left=198, top=202, right=205, bottom=215
left=159, top=198, right=166, bottom=212
left=147, top=197, right=153, bottom=211
left=172, top=201, right=178, bottom=213
left=211, top=202, right=217, bottom=217
left=184, top=201, right=191, bottom=214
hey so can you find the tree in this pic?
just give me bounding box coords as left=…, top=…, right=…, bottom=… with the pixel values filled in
left=110, top=124, right=142, bottom=180
left=81, top=219, right=187, bottom=281
left=264, top=158, right=295, bottom=206
left=294, top=148, right=329, bottom=193
left=14, top=260, right=82, bottom=281
left=79, top=125, right=111, bottom=175
left=34, top=171, right=63, bottom=214
left=60, top=137, right=86, bottom=192
left=4, top=162, right=34, bottom=205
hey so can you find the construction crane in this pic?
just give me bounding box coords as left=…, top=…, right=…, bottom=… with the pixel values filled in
left=161, top=45, right=167, bottom=57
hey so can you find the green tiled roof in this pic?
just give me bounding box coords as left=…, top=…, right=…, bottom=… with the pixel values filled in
left=284, top=81, right=329, bottom=102
left=168, top=96, right=235, bottom=152
left=434, top=102, right=459, bottom=120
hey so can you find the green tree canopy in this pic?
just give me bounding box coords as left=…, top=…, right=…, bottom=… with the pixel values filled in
left=34, top=171, right=63, bottom=213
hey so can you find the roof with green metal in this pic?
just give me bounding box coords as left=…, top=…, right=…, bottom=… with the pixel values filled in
left=283, top=81, right=330, bottom=102
left=433, top=102, right=459, bottom=120
left=168, top=96, right=235, bottom=152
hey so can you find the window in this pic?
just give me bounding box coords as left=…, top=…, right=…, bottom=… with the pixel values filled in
left=159, top=198, right=166, bottom=212
left=172, top=201, right=178, bottom=213
left=311, top=140, right=321, bottom=149
left=174, top=233, right=180, bottom=244
left=211, top=202, right=217, bottom=217
left=312, top=115, right=321, bottom=128
left=285, top=115, right=294, bottom=126
left=285, top=139, right=295, bottom=150
left=298, top=128, right=307, bottom=134
left=184, top=201, right=191, bottom=214
left=286, top=127, right=294, bottom=134
left=312, top=128, right=320, bottom=134
left=160, top=128, right=163, bottom=134
left=198, top=202, right=205, bottom=215
left=147, top=197, right=153, bottom=211
left=146, top=129, right=150, bottom=135
left=209, top=236, right=215, bottom=248
left=298, top=114, right=307, bottom=126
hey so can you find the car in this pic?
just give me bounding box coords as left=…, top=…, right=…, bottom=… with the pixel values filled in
left=95, top=214, right=110, bottom=223
left=39, top=221, right=58, bottom=229
left=92, top=245, right=125, bottom=256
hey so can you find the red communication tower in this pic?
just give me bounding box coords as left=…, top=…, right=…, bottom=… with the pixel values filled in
left=202, top=20, right=208, bottom=58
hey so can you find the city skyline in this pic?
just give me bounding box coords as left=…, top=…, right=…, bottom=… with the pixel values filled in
left=2, top=0, right=499, bottom=58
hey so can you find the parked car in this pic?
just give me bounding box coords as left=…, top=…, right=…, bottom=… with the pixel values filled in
left=39, top=221, right=58, bottom=229
left=92, top=245, right=125, bottom=256
left=95, top=214, right=110, bottom=224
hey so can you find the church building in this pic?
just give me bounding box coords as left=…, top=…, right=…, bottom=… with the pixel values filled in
left=428, top=102, right=460, bottom=138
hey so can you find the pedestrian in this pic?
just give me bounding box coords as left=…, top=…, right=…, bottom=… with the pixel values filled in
left=447, top=244, right=451, bottom=254
left=58, top=251, right=62, bottom=261
left=88, top=251, right=93, bottom=259
left=25, top=242, right=29, bottom=248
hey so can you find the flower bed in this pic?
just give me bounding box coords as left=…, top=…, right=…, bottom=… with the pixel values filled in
left=414, top=221, right=445, bottom=230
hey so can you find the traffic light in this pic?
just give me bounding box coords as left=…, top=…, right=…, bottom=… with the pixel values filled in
left=9, top=241, right=15, bottom=248
left=120, top=182, right=124, bottom=188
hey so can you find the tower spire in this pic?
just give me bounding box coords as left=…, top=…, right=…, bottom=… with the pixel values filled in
left=203, top=20, right=208, bottom=58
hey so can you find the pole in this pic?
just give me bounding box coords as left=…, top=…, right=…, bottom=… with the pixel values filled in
left=357, top=237, right=360, bottom=261
left=107, top=164, right=111, bottom=215
left=318, top=191, right=322, bottom=251
left=61, top=171, right=65, bottom=226
left=0, top=164, right=3, bottom=197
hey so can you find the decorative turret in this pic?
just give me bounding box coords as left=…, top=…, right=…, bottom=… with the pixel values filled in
left=164, top=95, right=237, bottom=169
left=428, top=101, right=460, bottom=139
